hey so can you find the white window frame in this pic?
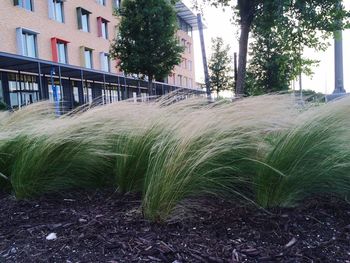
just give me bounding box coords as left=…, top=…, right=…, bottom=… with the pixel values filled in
left=49, top=0, right=64, bottom=23
left=16, top=28, right=39, bottom=58
left=14, top=0, right=34, bottom=11
left=84, top=48, right=93, bottom=69
left=101, top=20, right=108, bottom=39
left=57, top=41, right=68, bottom=64
left=100, top=52, right=111, bottom=72
left=97, top=0, right=106, bottom=6
left=113, top=0, right=121, bottom=9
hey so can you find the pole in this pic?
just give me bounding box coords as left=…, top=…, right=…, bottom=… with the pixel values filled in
left=333, top=0, right=345, bottom=94
left=37, top=62, right=43, bottom=100
left=197, top=13, right=210, bottom=97
left=50, top=67, right=59, bottom=116
left=334, top=31, right=345, bottom=94
left=299, top=73, right=303, bottom=100
left=234, top=52, right=238, bottom=95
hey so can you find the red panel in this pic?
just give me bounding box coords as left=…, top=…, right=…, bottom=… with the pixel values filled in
left=51, top=38, right=58, bottom=62
left=97, top=17, right=102, bottom=37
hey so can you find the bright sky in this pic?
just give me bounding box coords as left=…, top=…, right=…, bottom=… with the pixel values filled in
left=185, top=0, right=350, bottom=94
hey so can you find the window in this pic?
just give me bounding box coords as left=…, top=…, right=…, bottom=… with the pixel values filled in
left=8, top=74, right=39, bottom=108
left=97, top=0, right=106, bottom=6
left=97, top=17, right=109, bottom=39
left=188, top=26, right=193, bottom=37
left=184, top=77, right=188, bottom=87
left=188, top=60, right=192, bottom=71
left=177, top=75, right=182, bottom=87
left=51, top=38, right=69, bottom=63
left=181, top=39, right=186, bottom=47
left=113, top=0, right=121, bottom=9
left=77, top=7, right=91, bottom=32
left=22, top=32, right=36, bottom=57
left=14, top=0, right=33, bottom=11
left=177, top=16, right=192, bottom=36
left=16, top=28, right=38, bottom=58
left=183, top=58, right=187, bottom=69
left=100, top=53, right=110, bottom=72
left=57, top=42, right=67, bottom=63
left=187, top=43, right=192, bottom=53
left=82, top=47, right=93, bottom=69
left=49, top=0, right=64, bottom=23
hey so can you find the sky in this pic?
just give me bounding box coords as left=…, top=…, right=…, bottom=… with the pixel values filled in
left=184, top=0, right=350, bottom=94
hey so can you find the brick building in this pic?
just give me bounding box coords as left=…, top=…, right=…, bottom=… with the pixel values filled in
left=0, top=0, right=202, bottom=109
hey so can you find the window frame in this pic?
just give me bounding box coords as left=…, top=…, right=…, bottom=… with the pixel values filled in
left=82, top=47, right=94, bottom=69
left=77, top=7, right=91, bottom=32
left=100, top=52, right=111, bottom=72
left=14, top=0, right=34, bottom=11
left=51, top=37, right=69, bottom=63
left=113, top=0, right=121, bottom=9
left=97, top=0, right=106, bottom=6
left=97, top=17, right=109, bottom=39
left=16, top=27, right=39, bottom=58
left=49, top=0, right=64, bottom=23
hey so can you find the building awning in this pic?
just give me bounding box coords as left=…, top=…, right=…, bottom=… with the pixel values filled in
left=0, top=51, right=204, bottom=92
left=175, top=1, right=207, bottom=30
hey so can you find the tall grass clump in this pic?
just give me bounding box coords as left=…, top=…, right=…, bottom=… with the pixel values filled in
left=140, top=96, right=296, bottom=221
left=4, top=92, right=350, bottom=222
left=109, top=126, right=164, bottom=193
left=10, top=134, right=113, bottom=199
left=255, top=97, right=350, bottom=207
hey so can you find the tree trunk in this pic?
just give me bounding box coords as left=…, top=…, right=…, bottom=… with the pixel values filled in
left=236, top=21, right=251, bottom=96
left=236, top=0, right=256, bottom=96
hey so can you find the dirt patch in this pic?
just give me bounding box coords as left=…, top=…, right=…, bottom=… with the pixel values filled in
left=1, top=191, right=350, bottom=262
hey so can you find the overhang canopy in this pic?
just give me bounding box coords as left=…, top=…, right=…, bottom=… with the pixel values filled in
left=175, top=1, right=207, bottom=30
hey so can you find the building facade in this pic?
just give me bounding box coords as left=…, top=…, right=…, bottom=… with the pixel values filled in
left=0, top=0, right=201, bottom=109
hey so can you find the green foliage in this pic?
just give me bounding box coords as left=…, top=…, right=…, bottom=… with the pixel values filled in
left=208, top=37, right=234, bottom=96
left=0, top=101, right=8, bottom=111
left=255, top=100, right=350, bottom=207
left=110, top=127, right=162, bottom=193
left=2, top=95, right=350, bottom=222
left=10, top=136, right=112, bottom=199
left=142, top=130, right=254, bottom=221
left=110, top=0, right=184, bottom=83
left=200, top=0, right=350, bottom=94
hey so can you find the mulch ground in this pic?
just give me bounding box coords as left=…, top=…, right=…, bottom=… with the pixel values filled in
left=0, top=190, right=350, bottom=263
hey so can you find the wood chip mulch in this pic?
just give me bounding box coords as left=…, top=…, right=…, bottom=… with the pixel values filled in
left=0, top=191, right=350, bottom=263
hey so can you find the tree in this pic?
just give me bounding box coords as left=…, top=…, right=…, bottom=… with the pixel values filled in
left=200, top=0, right=350, bottom=95
left=110, top=0, right=184, bottom=95
left=208, top=37, right=233, bottom=96
left=245, top=1, right=317, bottom=95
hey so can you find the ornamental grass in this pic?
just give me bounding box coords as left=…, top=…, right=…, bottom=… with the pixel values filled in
left=0, top=94, right=349, bottom=221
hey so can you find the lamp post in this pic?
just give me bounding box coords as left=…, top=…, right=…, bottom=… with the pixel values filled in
left=333, top=1, right=346, bottom=94
left=197, top=13, right=211, bottom=98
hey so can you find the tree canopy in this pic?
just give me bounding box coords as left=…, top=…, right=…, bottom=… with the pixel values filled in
left=110, top=0, right=184, bottom=92
left=208, top=37, right=234, bottom=96
left=201, top=0, right=350, bottom=95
